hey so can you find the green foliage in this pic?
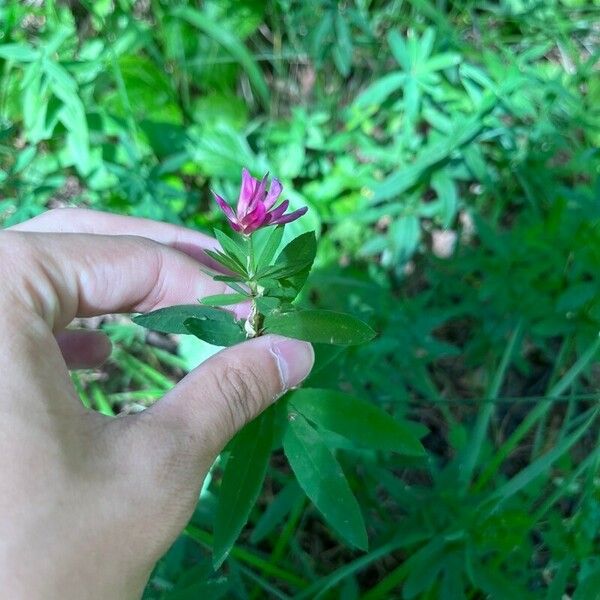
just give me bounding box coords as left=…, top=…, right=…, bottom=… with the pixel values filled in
left=2, top=0, right=600, bottom=597
left=263, top=309, right=376, bottom=345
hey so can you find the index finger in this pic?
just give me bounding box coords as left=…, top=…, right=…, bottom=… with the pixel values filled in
left=8, top=208, right=221, bottom=268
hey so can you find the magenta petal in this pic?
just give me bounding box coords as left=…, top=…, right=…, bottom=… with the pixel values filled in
left=270, top=206, right=308, bottom=225
left=247, top=172, right=269, bottom=214
left=240, top=201, right=267, bottom=234
left=267, top=199, right=290, bottom=221
left=237, top=168, right=259, bottom=213
left=264, top=178, right=283, bottom=210
left=213, top=191, right=236, bottom=220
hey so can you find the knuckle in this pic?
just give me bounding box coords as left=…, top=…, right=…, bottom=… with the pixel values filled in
left=210, top=360, right=268, bottom=434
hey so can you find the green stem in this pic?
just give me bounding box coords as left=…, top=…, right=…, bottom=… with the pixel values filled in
left=244, top=234, right=264, bottom=337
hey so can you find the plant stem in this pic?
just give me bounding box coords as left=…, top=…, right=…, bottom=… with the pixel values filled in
left=244, top=233, right=264, bottom=337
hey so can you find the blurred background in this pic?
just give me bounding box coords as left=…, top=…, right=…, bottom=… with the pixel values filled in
left=1, top=1, right=600, bottom=598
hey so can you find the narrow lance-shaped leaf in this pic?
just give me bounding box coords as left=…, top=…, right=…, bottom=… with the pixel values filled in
left=290, top=388, right=426, bottom=456
left=133, top=305, right=234, bottom=335
left=201, top=293, right=249, bottom=307
left=184, top=316, right=246, bottom=347
left=264, top=309, right=375, bottom=345
left=258, top=231, right=317, bottom=291
left=172, top=6, right=270, bottom=109
left=214, top=229, right=248, bottom=266
left=250, top=481, right=303, bottom=544
left=256, top=225, right=284, bottom=270
left=283, top=410, right=368, bottom=551
left=213, top=410, right=275, bottom=568
left=204, top=248, right=248, bottom=277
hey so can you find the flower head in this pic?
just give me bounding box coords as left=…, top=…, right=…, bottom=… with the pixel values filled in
left=213, top=168, right=308, bottom=235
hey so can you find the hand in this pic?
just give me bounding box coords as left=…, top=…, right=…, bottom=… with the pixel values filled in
left=0, top=209, right=314, bottom=599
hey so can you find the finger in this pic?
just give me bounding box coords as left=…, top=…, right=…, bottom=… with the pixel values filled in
left=1, top=231, right=246, bottom=331
left=8, top=208, right=220, bottom=267
left=55, top=329, right=112, bottom=369
left=142, top=335, right=314, bottom=459
left=0, top=231, right=247, bottom=413
left=9, top=209, right=249, bottom=316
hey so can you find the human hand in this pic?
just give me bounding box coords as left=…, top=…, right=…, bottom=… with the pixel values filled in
left=0, top=209, right=314, bottom=599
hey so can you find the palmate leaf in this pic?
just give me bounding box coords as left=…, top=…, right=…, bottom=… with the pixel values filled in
left=283, top=410, right=368, bottom=551
left=263, top=309, right=375, bottom=345
left=213, top=409, right=275, bottom=568
left=289, top=389, right=426, bottom=456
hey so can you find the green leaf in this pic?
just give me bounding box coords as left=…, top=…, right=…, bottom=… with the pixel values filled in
left=431, top=170, right=458, bottom=228
left=556, top=282, right=597, bottom=312
left=256, top=225, right=284, bottom=270
left=275, top=230, right=316, bottom=270
left=258, top=231, right=316, bottom=290
left=547, top=558, right=573, bottom=600
left=489, top=411, right=598, bottom=505
left=133, top=305, right=233, bottom=334
left=213, top=410, right=275, bottom=568
left=264, top=310, right=375, bottom=346
left=214, top=229, right=248, bottom=267
left=258, top=231, right=317, bottom=296
left=0, top=43, right=38, bottom=62
left=184, top=316, right=246, bottom=347
left=573, top=565, right=600, bottom=600
left=283, top=411, right=367, bottom=550
left=213, top=274, right=245, bottom=284
left=332, top=12, right=353, bottom=77
left=402, top=538, right=446, bottom=598
left=255, top=296, right=281, bottom=314
left=250, top=481, right=303, bottom=544
left=372, top=112, right=489, bottom=202
left=173, top=6, right=270, bottom=109
left=201, top=293, right=249, bottom=307
left=387, top=30, right=410, bottom=71
left=422, top=52, right=461, bottom=73
left=389, top=215, right=421, bottom=263
left=471, top=562, right=533, bottom=600
left=257, top=260, right=313, bottom=282
left=204, top=248, right=248, bottom=277
left=355, top=72, right=406, bottom=107
left=165, top=580, right=230, bottom=600
left=289, top=389, right=426, bottom=456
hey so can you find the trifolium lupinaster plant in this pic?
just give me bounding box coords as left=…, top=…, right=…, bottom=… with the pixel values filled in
left=134, top=171, right=424, bottom=568
left=134, top=169, right=376, bottom=348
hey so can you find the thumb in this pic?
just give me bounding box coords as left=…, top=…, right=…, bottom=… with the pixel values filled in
left=147, top=335, right=314, bottom=456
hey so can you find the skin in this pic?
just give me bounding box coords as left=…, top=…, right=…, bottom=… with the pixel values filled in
left=0, top=209, right=314, bottom=599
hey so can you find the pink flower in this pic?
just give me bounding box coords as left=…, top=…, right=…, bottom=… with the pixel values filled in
left=213, top=169, right=308, bottom=235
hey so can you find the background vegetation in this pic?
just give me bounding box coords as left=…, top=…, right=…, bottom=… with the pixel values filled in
left=1, top=0, right=600, bottom=597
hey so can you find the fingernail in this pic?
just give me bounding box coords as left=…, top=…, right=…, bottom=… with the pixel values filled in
left=270, top=337, right=315, bottom=389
